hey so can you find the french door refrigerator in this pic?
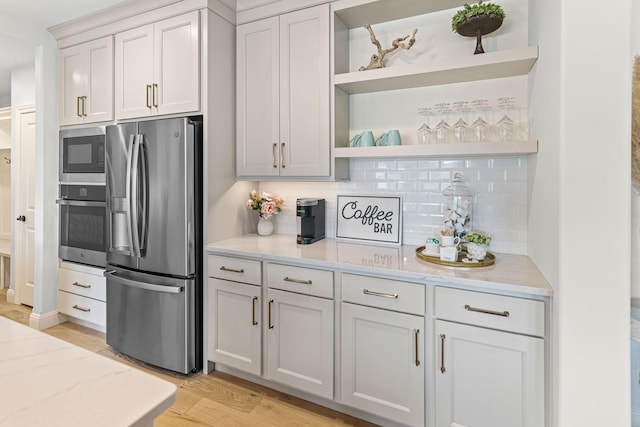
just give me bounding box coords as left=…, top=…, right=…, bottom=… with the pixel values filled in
left=105, top=116, right=202, bottom=374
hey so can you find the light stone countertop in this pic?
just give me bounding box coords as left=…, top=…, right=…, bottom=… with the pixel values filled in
left=0, top=317, right=176, bottom=427
left=206, top=234, right=553, bottom=297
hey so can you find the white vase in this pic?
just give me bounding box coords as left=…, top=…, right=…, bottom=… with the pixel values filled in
left=257, top=217, right=273, bottom=236
left=466, top=242, right=488, bottom=261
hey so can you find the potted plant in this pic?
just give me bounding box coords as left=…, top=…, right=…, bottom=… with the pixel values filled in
left=451, top=1, right=506, bottom=54
left=245, top=190, right=284, bottom=236
left=464, top=231, right=492, bottom=261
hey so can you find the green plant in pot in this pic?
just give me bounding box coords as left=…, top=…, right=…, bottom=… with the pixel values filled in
left=451, top=0, right=506, bottom=55
left=464, top=231, right=492, bottom=261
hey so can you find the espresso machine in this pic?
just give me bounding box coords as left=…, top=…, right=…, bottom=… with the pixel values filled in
left=296, top=198, right=325, bottom=244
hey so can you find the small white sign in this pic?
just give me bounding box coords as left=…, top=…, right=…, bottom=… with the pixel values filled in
left=336, top=195, right=402, bottom=245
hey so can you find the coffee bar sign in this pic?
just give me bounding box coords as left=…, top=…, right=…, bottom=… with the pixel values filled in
left=336, top=195, right=402, bottom=245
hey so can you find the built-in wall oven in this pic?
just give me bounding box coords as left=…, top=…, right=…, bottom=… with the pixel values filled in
left=57, top=184, right=106, bottom=268
left=58, top=126, right=107, bottom=267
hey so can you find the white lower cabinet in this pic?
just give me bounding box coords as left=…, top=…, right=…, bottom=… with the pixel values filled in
left=57, top=262, right=106, bottom=329
left=340, top=274, right=425, bottom=427
left=208, top=278, right=261, bottom=376
left=434, top=287, right=545, bottom=427
left=266, top=288, right=333, bottom=399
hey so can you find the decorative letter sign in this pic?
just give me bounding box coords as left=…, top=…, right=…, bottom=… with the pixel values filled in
left=336, top=195, right=402, bottom=245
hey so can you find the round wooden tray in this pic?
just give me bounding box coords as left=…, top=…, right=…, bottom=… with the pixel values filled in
left=415, top=246, right=495, bottom=268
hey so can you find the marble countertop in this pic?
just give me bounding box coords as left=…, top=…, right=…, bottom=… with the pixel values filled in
left=0, top=317, right=176, bottom=427
left=206, top=234, right=553, bottom=297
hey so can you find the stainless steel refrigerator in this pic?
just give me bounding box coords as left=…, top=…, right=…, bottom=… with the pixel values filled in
left=105, top=116, right=202, bottom=374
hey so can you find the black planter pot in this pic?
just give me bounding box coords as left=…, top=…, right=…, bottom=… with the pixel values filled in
left=456, top=14, right=504, bottom=54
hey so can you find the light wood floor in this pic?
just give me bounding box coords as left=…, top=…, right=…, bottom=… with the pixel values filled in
left=0, top=289, right=377, bottom=427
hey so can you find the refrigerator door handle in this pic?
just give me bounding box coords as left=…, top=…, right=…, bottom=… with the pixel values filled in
left=138, top=134, right=148, bottom=253
left=124, top=134, right=136, bottom=256
left=105, top=270, right=184, bottom=294
left=130, top=134, right=141, bottom=258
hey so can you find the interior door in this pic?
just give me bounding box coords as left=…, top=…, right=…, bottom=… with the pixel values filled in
left=15, top=107, right=36, bottom=306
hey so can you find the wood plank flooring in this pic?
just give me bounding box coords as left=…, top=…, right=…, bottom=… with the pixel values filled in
left=0, top=289, right=377, bottom=426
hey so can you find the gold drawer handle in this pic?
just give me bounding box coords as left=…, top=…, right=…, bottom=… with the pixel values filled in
left=272, top=143, right=277, bottom=168
left=72, top=304, right=91, bottom=313
left=464, top=304, right=510, bottom=317
left=363, top=289, right=398, bottom=299
left=220, top=266, right=244, bottom=274
left=72, top=281, right=91, bottom=289
left=283, top=276, right=312, bottom=285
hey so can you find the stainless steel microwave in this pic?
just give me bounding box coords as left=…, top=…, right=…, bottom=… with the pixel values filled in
left=59, top=126, right=106, bottom=183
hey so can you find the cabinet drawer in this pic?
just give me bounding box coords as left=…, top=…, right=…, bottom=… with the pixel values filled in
left=266, top=263, right=333, bottom=299
left=58, top=291, right=106, bottom=327
left=435, top=287, right=545, bottom=337
left=57, top=268, right=106, bottom=301
left=341, top=274, right=424, bottom=315
left=208, top=255, right=261, bottom=285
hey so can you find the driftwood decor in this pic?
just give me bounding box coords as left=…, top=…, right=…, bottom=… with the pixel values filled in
left=633, top=56, right=640, bottom=190
left=359, top=24, right=418, bottom=71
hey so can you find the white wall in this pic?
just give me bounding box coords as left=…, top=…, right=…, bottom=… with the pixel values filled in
left=630, top=0, right=640, bottom=303
left=2, top=14, right=60, bottom=326
left=10, top=64, right=35, bottom=107
left=529, top=1, right=632, bottom=426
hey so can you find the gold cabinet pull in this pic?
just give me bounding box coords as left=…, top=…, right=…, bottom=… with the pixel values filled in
left=268, top=299, right=274, bottom=329
left=464, top=304, right=510, bottom=318
left=82, top=96, right=88, bottom=116
left=76, top=96, right=82, bottom=117
left=72, top=304, right=91, bottom=313
left=280, top=143, right=285, bottom=168
left=146, top=85, right=152, bottom=108
left=72, top=281, right=91, bottom=289
left=415, top=329, right=421, bottom=367
left=152, top=83, right=158, bottom=107
left=251, top=296, right=258, bottom=326
left=283, top=276, right=312, bottom=285
left=440, top=334, right=446, bottom=373
left=363, top=288, right=398, bottom=299
left=272, top=143, right=277, bottom=168
left=219, top=266, right=244, bottom=274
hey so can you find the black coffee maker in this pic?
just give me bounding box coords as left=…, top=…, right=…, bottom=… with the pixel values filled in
left=296, top=198, right=325, bottom=244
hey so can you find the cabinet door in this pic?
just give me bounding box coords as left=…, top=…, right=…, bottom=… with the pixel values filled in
left=208, top=278, right=261, bottom=376
left=236, top=17, right=280, bottom=178
left=435, top=320, right=544, bottom=427
left=266, top=288, right=333, bottom=399
left=59, top=44, right=88, bottom=125
left=341, top=303, right=424, bottom=427
left=279, top=4, right=330, bottom=177
left=115, top=23, right=154, bottom=119
left=59, top=37, right=113, bottom=126
left=154, top=11, right=200, bottom=116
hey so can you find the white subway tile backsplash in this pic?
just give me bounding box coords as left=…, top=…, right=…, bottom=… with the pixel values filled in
left=259, top=155, right=528, bottom=255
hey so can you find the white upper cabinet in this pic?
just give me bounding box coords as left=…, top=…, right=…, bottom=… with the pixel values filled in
left=236, top=4, right=331, bottom=178
left=114, top=11, right=200, bottom=120
left=59, top=36, right=114, bottom=125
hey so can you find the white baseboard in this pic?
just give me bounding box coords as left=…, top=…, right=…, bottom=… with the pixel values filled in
left=6, top=288, right=16, bottom=304
left=29, top=310, right=67, bottom=330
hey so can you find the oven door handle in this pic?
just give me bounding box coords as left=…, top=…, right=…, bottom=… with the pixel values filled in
left=56, top=199, right=105, bottom=207
left=105, top=270, right=184, bottom=294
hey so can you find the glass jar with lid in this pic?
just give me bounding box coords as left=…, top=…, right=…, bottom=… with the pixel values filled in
left=442, top=172, right=473, bottom=239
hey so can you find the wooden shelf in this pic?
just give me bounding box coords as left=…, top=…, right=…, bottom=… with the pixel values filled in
left=334, top=46, right=538, bottom=94
left=334, top=0, right=466, bottom=29
left=333, top=139, right=538, bottom=159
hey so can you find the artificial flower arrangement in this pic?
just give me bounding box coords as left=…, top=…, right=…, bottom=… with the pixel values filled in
left=245, top=190, right=284, bottom=219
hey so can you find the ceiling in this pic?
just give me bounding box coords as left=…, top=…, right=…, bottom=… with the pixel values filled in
left=0, top=0, right=129, bottom=100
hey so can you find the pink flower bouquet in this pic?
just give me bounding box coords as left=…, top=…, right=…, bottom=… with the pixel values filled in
left=245, top=190, right=284, bottom=219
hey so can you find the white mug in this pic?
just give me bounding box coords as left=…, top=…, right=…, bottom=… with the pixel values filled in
left=440, top=235, right=461, bottom=247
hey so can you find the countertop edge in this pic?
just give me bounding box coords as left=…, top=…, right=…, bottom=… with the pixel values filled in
left=205, top=235, right=553, bottom=298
